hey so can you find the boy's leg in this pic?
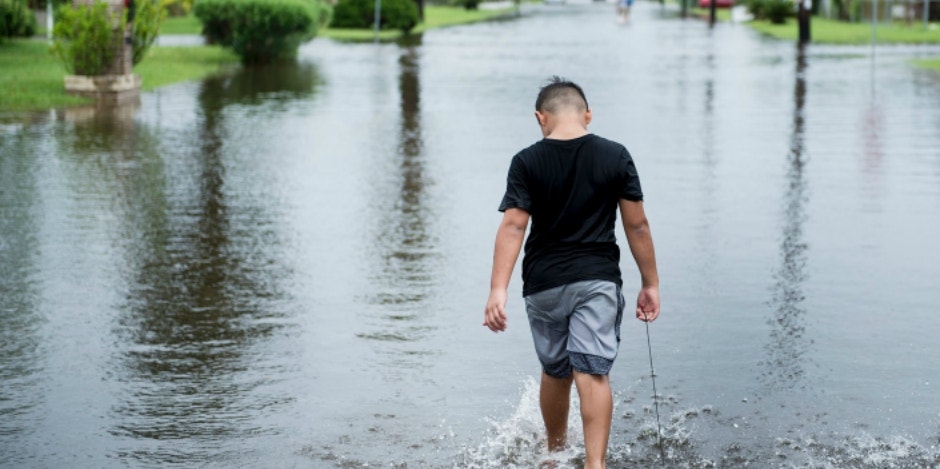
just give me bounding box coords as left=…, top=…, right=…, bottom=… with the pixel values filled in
left=540, top=371, right=574, bottom=452
left=573, top=371, right=612, bottom=469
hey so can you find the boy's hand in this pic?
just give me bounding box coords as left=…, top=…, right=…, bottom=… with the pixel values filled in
left=636, top=286, right=660, bottom=322
left=484, top=288, right=509, bottom=332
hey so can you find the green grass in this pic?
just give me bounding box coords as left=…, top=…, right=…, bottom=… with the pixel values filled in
left=749, top=17, right=940, bottom=44
left=0, top=39, right=238, bottom=111
left=136, top=46, right=239, bottom=91
left=0, top=39, right=91, bottom=111
left=323, top=4, right=519, bottom=41
left=159, top=14, right=203, bottom=35
left=912, top=59, right=940, bottom=71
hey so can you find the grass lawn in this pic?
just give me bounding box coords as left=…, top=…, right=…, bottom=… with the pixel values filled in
left=322, top=5, right=520, bottom=41
left=912, top=59, right=940, bottom=71
left=135, top=46, right=239, bottom=91
left=0, top=39, right=91, bottom=111
left=0, top=39, right=238, bottom=112
left=748, top=17, right=940, bottom=44
left=159, top=14, right=203, bottom=35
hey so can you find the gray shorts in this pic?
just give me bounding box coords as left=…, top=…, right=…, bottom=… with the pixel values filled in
left=524, top=280, right=625, bottom=378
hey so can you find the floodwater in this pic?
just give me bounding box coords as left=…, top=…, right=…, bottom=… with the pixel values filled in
left=3, top=2, right=940, bottom=467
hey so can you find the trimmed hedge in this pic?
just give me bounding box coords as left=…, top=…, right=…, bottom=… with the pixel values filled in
left=1, top=0, right=36, bottom=42
left=331, top=0, right=419, bottom=32
left=194, top=0, right=326, bottom=64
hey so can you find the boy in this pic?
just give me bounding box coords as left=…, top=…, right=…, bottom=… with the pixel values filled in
left=483, top=77, right=660, bottom=469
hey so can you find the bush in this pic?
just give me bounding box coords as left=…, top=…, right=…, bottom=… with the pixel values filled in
left=25, top=0, right=68, bottom=10
left=763, top=0, right=793, bottom=23
left=316, top=0, right=333, bottom=28
left=331, top=0, right=419, bottom=32
left=1, top=0, right=36, bottom=41
left=744, top=0, right=765, bottom=19
left=51, top=1, right=116, bottom=75
left=461, top=0, right=480, bottom=10
left=194, top=0, right=323, bottom=64
left=132, top=0, right=166, bottom=65
left=51, top=0, right=163, bottom=73
left=159, top=0, right=192, bottom=16
left=746, top=0, right=793, bottom=23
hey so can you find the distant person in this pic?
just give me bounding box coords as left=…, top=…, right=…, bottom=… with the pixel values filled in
left=617, top=0, right=634, bottom=22
left=483, top=77, right=660, bottom=468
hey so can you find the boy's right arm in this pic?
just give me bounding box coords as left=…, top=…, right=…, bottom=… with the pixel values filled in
left=484, top=208, right=530, bottom=333
left=619, top=199, right=660, bottom=322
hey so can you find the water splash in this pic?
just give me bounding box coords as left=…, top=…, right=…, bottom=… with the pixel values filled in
left=456, top=376, right=940, bottom=468
left=456, top=376, right=587, bottom=468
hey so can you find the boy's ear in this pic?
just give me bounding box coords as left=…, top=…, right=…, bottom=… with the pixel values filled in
left=584, top=109, right=593, bottom=126
left=535, top=110, right=547, bottom=127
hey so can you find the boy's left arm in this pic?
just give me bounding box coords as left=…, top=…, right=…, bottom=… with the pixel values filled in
left=619, top=199, right=660, bottom=322
left=484, top=208, right=530, bottom=333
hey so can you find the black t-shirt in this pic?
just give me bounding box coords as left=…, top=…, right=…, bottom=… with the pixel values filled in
left=498, top=133, right=643, bottom=297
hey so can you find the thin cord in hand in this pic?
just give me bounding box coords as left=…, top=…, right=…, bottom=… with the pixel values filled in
left=645, top=320, right=667, bottom=464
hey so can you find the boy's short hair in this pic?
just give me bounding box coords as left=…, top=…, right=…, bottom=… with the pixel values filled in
left=535, top=76, right=590, bottom=113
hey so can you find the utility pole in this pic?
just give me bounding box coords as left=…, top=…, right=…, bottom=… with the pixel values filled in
left=709, top=0, right=717, bottom=26
left=373, top=0, right=381, bottom=42
left=923, top=0, right=929, bottom=29
left=46, top=0, right=53, bottom=42
left=798, top=0, right=811, bottom=43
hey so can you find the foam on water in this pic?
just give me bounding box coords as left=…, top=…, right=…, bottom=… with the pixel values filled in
left=456, top=376, right=586, bottom=468
left=454, top=377, right=940, bottom=469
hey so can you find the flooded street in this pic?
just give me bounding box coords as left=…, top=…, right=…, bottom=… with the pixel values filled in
left=2, top=1, right=940, bottom=467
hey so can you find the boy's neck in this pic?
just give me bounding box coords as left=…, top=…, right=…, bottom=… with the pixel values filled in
left=545, top=127, right=589, bottom=140
left=538, top=111, right=591, bottom=140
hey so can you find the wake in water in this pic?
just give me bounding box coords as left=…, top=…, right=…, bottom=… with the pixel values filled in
left=455, top=376, right=940, bottom=469
left=456, top=376, right=587, bottom=468
left=299, top=375, right=940, bottom=467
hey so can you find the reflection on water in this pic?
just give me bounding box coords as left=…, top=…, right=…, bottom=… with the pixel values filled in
left=105, top=65, right=314, bottom=463
left=358, top=39, right=441, bottom=357
left=694, top=50, right=719, bottom=293
left=0, top=128, right=44, bottom=459
left=861, top=55, right=884, bottom=203
left=200, top=61, right=321, bottom=107
left=57, top=102, right=142, bottom=155
left=761, top=44, right=811, bottom=391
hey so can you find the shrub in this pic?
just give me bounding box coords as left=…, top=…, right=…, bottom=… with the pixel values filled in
left=744, top=0, right=765, bottom=19
left=25, top=0, right=68, bottom=8
left=763, top=0, right=793, bottom=23
left=331, top=0, right=419, bottom=32
left=194, top=0, right=323, bottom=64
left=746, top=0, right=793, bottom=23
left=51, top=1, right=116, bottom=75
left=1, top=0, right=36, bottom=42
left=159, top=0, right=192, bottom=16
left=132, top=0, right=166, bottom=65
left=51, top=0, right=163, bottom=73
left=316, top=0, right=333, bottom=28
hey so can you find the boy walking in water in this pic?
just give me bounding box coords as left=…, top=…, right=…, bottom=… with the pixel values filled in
left=483, top=77, right=660, bottom=468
